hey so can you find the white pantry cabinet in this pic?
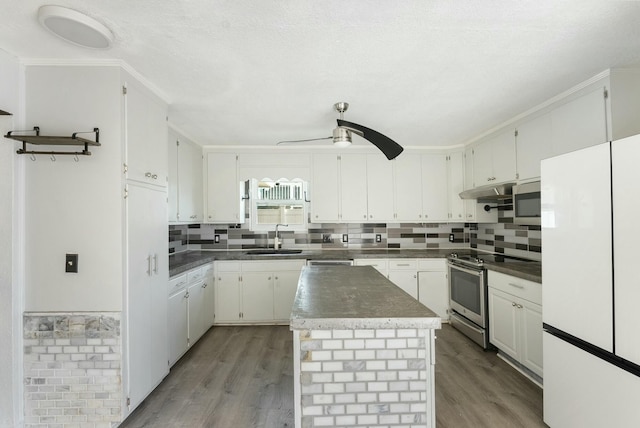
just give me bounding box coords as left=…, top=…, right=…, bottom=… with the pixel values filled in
left=214, top=260, right=305, bottom=324
left=126, top=182, right=169, bottom=410
left=205, top=152, right=241, bottom=223
left=168, top=129, right=203, bottom=223
left=488, top=271, right=542, bottom=378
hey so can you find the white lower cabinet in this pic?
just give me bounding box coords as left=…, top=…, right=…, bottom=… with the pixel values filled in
left=355, top=258, right=448, bottom=317
left=388, top=259, right=418, bottom=299
left=417, top=259, right=448, bottom=320
left=214, top=260, right=305, bottom=324
left=354, top=259, right=389, bottom=277
left=167, top=263, right=214, bottom=367
left=488, top=271, right=543, bottom=378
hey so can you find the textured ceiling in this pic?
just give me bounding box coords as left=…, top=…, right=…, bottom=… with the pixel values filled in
left=2, top=1, right=640, bottom=148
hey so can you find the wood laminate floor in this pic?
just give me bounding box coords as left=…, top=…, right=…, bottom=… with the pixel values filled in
left=120, top=324, right=546, bottom=428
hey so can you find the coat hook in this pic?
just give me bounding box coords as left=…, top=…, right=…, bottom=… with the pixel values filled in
left=74, top=153, right=79, bottom=162
left=30, top=153, right=36, bottom=161
left=50, top=154, right=56, bottom=162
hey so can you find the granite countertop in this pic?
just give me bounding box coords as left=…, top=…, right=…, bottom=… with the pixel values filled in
left=289, top=265, right=441, bottom=330
left=169, top=248, right=542, bottom=283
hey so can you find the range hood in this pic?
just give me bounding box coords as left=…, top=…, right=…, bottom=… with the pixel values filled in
left=459, top=182, right=515, bottom=201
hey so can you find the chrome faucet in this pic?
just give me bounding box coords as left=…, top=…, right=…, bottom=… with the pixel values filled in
left=274, top=224, right=288, bottom=250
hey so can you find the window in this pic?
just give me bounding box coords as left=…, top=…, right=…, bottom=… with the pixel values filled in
left=249, top=178, right=308, bottom=231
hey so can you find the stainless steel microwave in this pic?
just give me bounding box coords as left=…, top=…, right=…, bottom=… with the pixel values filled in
left=512, top=181, right=541, bottom=225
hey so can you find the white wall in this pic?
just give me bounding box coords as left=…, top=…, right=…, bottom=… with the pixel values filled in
left=0, top=48, right=22, bottom=428
left=24, top=65, right=123, bottom=311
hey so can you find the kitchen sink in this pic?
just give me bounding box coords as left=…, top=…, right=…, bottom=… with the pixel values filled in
left=244, top=249, right=303, bottom=255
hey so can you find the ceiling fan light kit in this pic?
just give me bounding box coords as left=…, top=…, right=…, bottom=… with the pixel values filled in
left=38, top=5, right=114, bottom=49
left=278, top=102, right=403, bottom=160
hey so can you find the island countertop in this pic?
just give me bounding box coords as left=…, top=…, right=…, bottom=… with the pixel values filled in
left=290, top=265, right=441, bottom=330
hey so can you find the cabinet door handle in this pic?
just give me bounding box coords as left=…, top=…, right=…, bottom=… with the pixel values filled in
left=153, top=254, right=158, bottom=274
left=202, top=283, right=207, bottom=288
left=152, top=174, right=158, bottom=180
left=275, top=276, right=278, bottom=280
left=508, top=282, right=524, bottom=289
left=146, top=255, right=152, bottom=276
left=512, top=302, right=517, bottom=307
left=145, top=172, right=152, bottom=178
left=185, top=291, right=189, bottom=299
left=516, top=304, right=523, bottom=309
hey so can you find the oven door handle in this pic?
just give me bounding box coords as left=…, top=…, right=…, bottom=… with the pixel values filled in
left=448, top=263, right=484, bottom=277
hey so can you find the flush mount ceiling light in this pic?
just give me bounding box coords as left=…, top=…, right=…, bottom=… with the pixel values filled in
left=38, top=5, right=113, bottom=49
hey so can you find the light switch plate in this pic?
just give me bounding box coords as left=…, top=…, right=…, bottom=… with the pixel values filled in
left=66, top=253, right=78, bottom=273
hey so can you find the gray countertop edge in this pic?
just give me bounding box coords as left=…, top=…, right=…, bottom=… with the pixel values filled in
left=169, top=249, right=542, bottom=283
left=289, top=317, right=442, bottom=331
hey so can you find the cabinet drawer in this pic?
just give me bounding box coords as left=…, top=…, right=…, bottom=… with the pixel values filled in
left=241, top=260, right=306, bottom=272
left=187, top=267, right=203, bottom=283
left=417, top=259, right=446, bottom=271
left=354, top=259, right=388, bottom=269
left=202, top=263, right=214, bottom=277
left=488, top=270, right=541, bottom=305
left=216, top=261, right=241, bottom=272
left=389, top=259, right=417, bottom=270
left=168, top=274, right=188, bottom=295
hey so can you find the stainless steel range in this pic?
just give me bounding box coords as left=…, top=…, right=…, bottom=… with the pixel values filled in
left=447, top=252, right=533, bottom=349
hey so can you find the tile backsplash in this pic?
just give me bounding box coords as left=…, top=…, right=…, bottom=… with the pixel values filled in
left=169, top=202, right=541, bottom=261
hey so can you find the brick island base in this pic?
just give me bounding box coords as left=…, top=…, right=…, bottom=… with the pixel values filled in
left=290, top=265, right=441, bottom=428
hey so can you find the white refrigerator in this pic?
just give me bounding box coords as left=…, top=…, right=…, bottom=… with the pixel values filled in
left=542, top=135, right=640, bottom=427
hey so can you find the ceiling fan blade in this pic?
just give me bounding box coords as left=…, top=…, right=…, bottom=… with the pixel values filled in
left=337, top=119, right=403, bottom=160
left=277, top=136, right=332, bottom=145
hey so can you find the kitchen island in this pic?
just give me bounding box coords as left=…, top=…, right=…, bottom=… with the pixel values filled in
left=290, top=265, right=441, bottom=428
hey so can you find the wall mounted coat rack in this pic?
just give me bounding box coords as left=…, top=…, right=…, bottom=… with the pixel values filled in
left=4, top=126, right=100, bottom=157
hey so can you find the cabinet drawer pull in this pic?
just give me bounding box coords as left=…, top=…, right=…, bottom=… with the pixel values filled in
left=508, top=282, right=525, bottom=289
left=396, top=263, right=411, bottom=266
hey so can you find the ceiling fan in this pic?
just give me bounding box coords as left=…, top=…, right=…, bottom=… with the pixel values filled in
left=277, top=102, right=404, bottom=160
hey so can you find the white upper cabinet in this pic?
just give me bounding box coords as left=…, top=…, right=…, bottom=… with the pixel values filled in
left=311, top=153, right=340, bottom=222
left=421, top=153, right=449, bottom=222
left=178, top=138, right=203, bottom=222
left=124, top=81, right=168, bottom=187
left=473, top=128, right=517, bottom=186
left=447, top=152, right=465, bottom=221
left=394, top=154, right=424, bottom=222
left=516, top=112, right=552, bottom=181
left=366, top=153, right=394, bottom=222
left=205, top=152, right=241, bottom=223
left=168, top=129, right=203, bottom=223
left=550, top=86, right=607, bottom=156
left=340, top=154, right=369, bottom=222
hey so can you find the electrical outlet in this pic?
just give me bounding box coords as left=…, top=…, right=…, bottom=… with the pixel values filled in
left=342, top=234, right=348, bottom=243
left=449, top=233, right=455, bottom=243
left=214, top=235, right=220, bottom=243
left=322, top=234, right=332, bottom=243
left=66, top=253, right=78, bottom=273
left=376, top=234, right=382, bottom=243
